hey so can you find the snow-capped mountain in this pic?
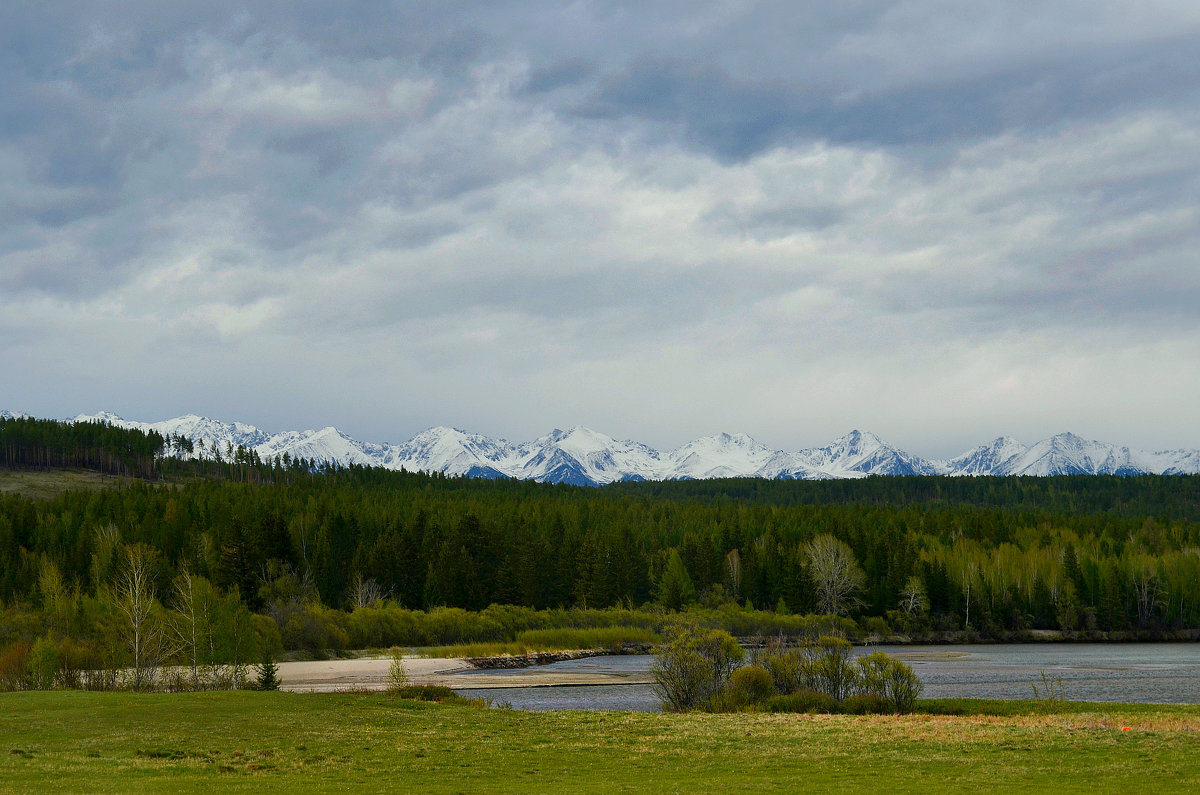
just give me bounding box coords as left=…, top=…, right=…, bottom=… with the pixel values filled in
left=388, top=426, right=515, bottom=479
left=515, top=427, right=665, bottom=485
left=668, top=432, right=780, bottom=480
left=8, top=409, right=1200, bottom=485
left=945, top=436, right=1030, bottom=476
left=72, top=412, right=274, bottom=454
left=795, top=430, right=943, bottom=478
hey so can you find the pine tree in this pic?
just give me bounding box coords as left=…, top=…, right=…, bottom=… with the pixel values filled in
left=657, top=549, right=696, bottom=611
left=255, top=649, right=280, bottom=691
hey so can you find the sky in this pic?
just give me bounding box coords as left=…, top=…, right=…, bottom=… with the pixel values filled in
left=2, top=1, right=1199, bottom=458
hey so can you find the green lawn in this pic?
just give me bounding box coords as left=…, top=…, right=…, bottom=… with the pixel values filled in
left=2, top=691, right=1199, bottom=793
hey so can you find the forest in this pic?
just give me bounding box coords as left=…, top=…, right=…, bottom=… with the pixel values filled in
left=2, top=415, right=1199, bottom=689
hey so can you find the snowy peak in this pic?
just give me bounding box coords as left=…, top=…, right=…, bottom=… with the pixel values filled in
left=518, top=426, right=663, bottom=484
left=536, top=426, right=615, bottom=456
left=1015, top=432, right=1131, bottom=476
left=74, top=410, right=128, bottom=425
left=391, top=426, right=516, bottom=476
left=799, top=430, right=942, bottom=477
left=21, top=410, right=1200, bottom=483
left=668, top=432, right=777, bottom=480
left=945, top=436, right=1029, bottom=476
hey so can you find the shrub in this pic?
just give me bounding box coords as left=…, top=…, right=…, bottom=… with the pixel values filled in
left=841, top=693, right=889, bottom=714
left=813, top=636, right=857, bottom=701
left=0, top=641, right=32, bottom=691
left=763, top=689, right=838, bottom=714
left=652, top=618, right=744, bottom=711
left=855, top=650, right=923, bottom=713
left=271, top=600, right=350, bottom=653
left=757, top=638, right=806, bottom=694
left=388, top=684, right=471, bottom=703
left=728, top=664, right=774, bottom=705
left=28, top=635, right=60, bottom=689
left=859, top=616, right=891, bottom=639
left=386, top=649, right=411, bottom=692
left=697, top=690, right=750, bottom=713
left=56, top=637, right=96, bottom=690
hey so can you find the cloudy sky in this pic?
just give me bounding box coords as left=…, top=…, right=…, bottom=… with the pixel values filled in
left=3, top=1, right=1199, bottom=457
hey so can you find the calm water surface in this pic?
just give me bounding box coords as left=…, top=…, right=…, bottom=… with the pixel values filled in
left=454, top=643, right=1200, bottom=711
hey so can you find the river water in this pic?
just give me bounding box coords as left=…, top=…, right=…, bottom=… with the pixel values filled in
left=454, top=643, right=1200, bottom=711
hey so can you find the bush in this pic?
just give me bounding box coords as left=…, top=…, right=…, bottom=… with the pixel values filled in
left=697, top=690, right=750, bottom=713
left=56, top=638, right=97, bottom=690
left=386, top=649, right=411, bottom=692
left=28, top=635, right=60, bottom=689
left=0, top=641, right=31, bottom=691
left=652, top=618, right=744, bottom=711
left=858, top=616, right=891, bottom=639
left=813, top=636, right=857, bottom=701
left=855, top=650, right=923, bottom=713
left=763, top=689, right=838, bottom=714
left=271, top=600, right=350, bottom=653
left=728, top=664, right=774, bottom=705
left=388, top=684, right=470, bottom=703
left=841, top=693, right=889, bottom=715
left=757, top=638, right=806, bottom=694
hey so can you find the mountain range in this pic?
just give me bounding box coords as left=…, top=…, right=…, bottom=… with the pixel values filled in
left=6, top=409, right=1198, bottom=486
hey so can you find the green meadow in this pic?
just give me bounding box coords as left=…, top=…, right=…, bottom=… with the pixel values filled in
left=2, top=691, right=1199, bottom=793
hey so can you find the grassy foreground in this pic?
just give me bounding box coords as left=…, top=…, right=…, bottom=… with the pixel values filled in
left=2, top=692, right=1200, bottom=793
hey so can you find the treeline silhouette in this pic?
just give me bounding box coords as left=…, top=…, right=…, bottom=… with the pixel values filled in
left=0, top=416, right=166, bottom=478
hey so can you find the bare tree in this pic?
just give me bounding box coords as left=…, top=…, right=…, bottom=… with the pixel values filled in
left=723, top=549, right=742, bottom=598
left=170, top=571, right=223, bottom=690
left=802, top=535, right=865, bottom=616
left=349, top=573, right=388, bottom=609
left=899, top=575, right=928, bottom=616
left=1131, top=557, right=1164, bottom=625
left=113, top=545, right=167, bottom=691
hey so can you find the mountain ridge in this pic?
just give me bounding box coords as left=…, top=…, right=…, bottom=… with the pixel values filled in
left=6, top=409, right=1199, bottom=485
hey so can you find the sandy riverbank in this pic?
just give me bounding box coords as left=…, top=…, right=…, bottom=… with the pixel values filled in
left=278, top=655, right=654, bottom=693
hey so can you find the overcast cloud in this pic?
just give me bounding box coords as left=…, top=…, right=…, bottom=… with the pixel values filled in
left=3, top=1, right=1199, bottom=457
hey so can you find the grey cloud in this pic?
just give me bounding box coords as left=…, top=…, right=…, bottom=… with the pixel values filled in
left=3, top=2, right=1200, bottom=452
left=582, top=35, right=1200, bottom=160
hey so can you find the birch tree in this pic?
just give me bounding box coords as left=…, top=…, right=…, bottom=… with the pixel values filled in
left=802, top=535, right=865, bottom=616
left=170, top=571, right=222, bottom=689
left=113, top=545, right=167, bottom=691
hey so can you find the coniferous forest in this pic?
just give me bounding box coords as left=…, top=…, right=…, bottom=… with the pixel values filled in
left=2, top=415, right=1199, bottom=689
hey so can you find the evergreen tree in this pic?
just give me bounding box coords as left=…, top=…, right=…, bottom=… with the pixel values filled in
left=658, top=549, right=696, bottom=611
left=255, top=649, right=280, bottom=691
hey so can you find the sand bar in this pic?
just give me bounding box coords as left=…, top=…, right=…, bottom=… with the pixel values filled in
left=278, top=656, right=653, bottom=693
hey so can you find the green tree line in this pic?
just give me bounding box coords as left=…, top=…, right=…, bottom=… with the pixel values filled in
left=0, top=416, right=168, bottom=478
left=3, top=458, right=1200, bottom=636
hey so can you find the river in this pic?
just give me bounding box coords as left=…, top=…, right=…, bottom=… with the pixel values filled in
left=453, top=643, right=1200, bottom=711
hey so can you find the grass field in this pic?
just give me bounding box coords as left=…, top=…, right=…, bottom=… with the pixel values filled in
left=0, top=468, right=125, bottom=499
left=2, top=692, right=1199, bottom=793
